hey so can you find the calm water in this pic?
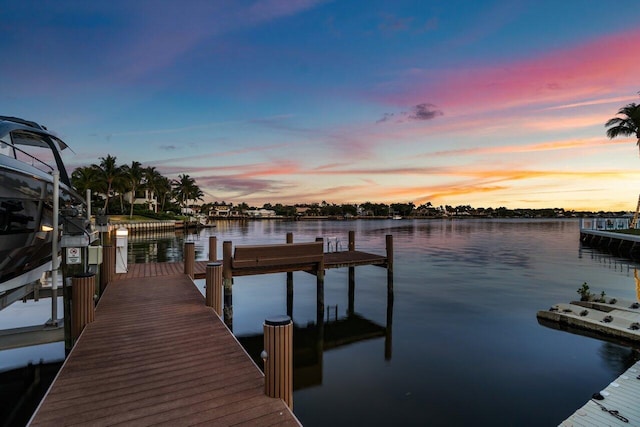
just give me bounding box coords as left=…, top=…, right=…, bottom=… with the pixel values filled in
left=2, top=219, right=639, bottom=426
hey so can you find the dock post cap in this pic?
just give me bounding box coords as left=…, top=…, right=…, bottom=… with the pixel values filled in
left=207, top=262, right=222, bottom=267
left=73, top=272, right=96, bottom=278
left=264, top=315, right=291, bottom=326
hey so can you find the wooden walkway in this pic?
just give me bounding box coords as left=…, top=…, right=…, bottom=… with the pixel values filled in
left=561, top=360, right=640, bottom=426
left=29, top=273, right=300, bottom=426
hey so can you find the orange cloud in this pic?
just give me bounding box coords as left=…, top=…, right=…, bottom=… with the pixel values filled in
left=429, top=136, right=617, bottom=157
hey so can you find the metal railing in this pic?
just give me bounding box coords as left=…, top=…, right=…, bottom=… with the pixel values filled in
left=580, top=218, right=631, bottom=231
left=2, top=142, right=55, bottom=174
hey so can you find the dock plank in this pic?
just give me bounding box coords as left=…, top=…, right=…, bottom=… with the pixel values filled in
left=29, top=273, right=300, bottom=426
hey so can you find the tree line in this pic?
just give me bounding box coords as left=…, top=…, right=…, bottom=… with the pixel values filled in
left=71, top=154, right=203, bottom=218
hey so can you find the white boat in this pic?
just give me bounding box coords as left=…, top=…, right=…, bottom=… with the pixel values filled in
left=392, top=215, right=402, bottom=220
left=0, top=116, right=85, bottom=295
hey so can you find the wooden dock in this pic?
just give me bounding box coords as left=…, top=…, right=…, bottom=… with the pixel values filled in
left=28, top=233, right=392, bottom=425
left=560, top=360, right=640, bottom=426
left=29, top=273, right=300, bottom=426
left=113, top=250, right=389, bottom=281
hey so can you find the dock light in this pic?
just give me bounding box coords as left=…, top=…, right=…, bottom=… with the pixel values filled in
left=115, top=227, right=129, bottom=273
left=41, top=224, right=54, bottom=232
left=260, top=350, right=268, bottom=362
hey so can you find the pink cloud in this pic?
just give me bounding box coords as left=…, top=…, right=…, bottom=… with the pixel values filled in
left=380, top=28, right=640, bottom=114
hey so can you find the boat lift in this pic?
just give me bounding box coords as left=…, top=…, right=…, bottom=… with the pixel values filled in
left=0, top=182, right=101, bottom=351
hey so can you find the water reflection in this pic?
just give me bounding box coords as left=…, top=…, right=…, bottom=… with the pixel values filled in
left=235, top=267, right=394, bottom=389
left=60, top=219, right=640, bottom=425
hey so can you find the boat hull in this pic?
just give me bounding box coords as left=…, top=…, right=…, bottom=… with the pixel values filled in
left=0, top=164, right=80, bottom=293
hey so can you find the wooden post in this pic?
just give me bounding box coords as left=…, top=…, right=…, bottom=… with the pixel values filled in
left=262, top=315, right=293, bottom=409
left=71, top=273, right=95, bottom=341
left=100, top=245, right=115, bottom=295
left=206, top=262, right=223, bottom=316
left=286, top=233, right=293, bottom=317
left=386, top=234, right=394, bottom=274
left=315, top=237, right=325, bottom=321
left=184, top=242, right=195, bottom=279
left=385, top=273, right=394, bottom=361
left=348, top=267, right=355, bottom=316
left=348, top=230, right=355, bottom=251
left=208, top=236, right=217, bottom=261
left=222, top=241, right=233, bottom=330
left=222, top=241, right=233, bottom=282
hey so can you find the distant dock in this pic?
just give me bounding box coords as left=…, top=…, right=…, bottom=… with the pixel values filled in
left=579, top=218, right=640, bottom=260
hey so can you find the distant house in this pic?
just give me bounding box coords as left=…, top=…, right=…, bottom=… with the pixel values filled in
left=209, top=204, right=234, bottom=217
left=125, top=189, right=158, bottom=212
left=246, top=209, right=276, bottom=218
left=296, top=207, right=310, bottom=216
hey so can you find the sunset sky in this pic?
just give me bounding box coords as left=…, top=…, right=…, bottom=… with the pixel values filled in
left=2, top=1, right=640, bottom=210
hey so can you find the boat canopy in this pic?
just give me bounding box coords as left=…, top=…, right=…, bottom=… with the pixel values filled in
left=0, top=116, right=72, bottom=186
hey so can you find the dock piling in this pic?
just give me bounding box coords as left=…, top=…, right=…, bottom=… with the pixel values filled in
left=222, top=241, right=232, bottom=283
left=100, top=244, right=115, bottom=294
left=386, top=234, right=394, bottom=274
left=315, top=237, right=325, bottom=319
left=286, top=233, right=294, bottom=317
left=184, top=242, right=195, bottom=278
left=208, top=236, right=217, bottom=261
left=71, top=273, right=96, bottom=341
left=262, top=315, right=293, bottom=409
left=349, top=230, right=355, bottom=251
left=205, top=262, right=223, bottom=316
left=222, top=241, right=234, bottom=330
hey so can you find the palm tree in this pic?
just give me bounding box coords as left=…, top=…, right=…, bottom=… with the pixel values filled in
left=155, top=175, right=173, bottom=212
left=71, top=166, right=98, bottom=197
left=122, top=161, right=144, bottom=218
left=92, top=155, right=124, bottom=213
left=172, top=174, right=203, bottom=212
left=143, top=166, right=166, bottom=213
left=607, top=94, right=640, bottom=228
left=606, top=95, right=640, bottom=153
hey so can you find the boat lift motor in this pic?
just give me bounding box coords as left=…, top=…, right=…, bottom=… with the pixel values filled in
left=60, top=208, right=92, bottom=266
left=115, top=227, right=128, bottom=273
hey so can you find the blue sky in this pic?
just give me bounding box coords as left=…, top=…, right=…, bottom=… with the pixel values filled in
left=2, top=0, right=640, bottom=210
